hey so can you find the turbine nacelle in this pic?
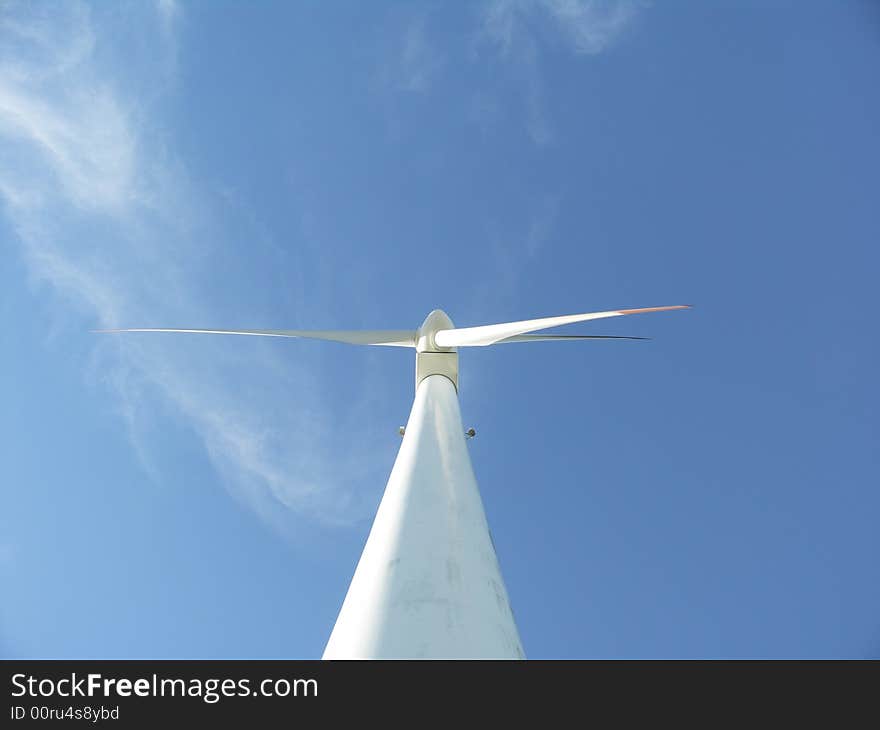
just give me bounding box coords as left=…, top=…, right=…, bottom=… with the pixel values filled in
left=415, top=309, right=459, bottom=391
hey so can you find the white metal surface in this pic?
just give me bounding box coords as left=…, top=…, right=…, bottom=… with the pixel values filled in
left=322, top=374, right=524, bottom=659
left=97, top=306, right=690, bottom=659
left=434, top=305, right=690, bottom=347
left=92, top=327, right=416, bottom=346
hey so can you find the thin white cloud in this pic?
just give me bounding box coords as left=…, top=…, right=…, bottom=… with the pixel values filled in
left=378, top=1, right=640, bottom=141
left=0, top=82, right=137, bottom=211
left=480, top=0, right=520, bottom=57
left=482, top=0, right=640, bottom=56
left=476, top=0, right=644, bottom=144
left=0, top=3, right=134, bottom=213
left=400, top=14, right=444, bottom=92
left=469, top=191, right=562, bottom=321
left=156, top=0, right=179, bottom=33
left=0, top=1, right=385, bottom=531
left=541, top=0, right=641, bottom=55
left=378, top=8, right=445, bottom=95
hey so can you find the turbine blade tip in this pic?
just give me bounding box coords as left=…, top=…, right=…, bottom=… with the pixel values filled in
left=618, top=304, right=692, bottom=315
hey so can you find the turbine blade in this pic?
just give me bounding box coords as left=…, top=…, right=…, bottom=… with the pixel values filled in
left=92, top=328, right=416, bottom=347
left=497, top=334, right=650, bottom=343
left=433, top=305, right=689, bottom=347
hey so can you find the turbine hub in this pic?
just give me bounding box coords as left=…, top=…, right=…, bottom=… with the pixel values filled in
left=416, top=309, right=455, bottom=353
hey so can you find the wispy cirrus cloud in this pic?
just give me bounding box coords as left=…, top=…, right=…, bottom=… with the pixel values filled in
left=376, top=7, right=446, bottom=95
left=471, top=192, right=562, bottom=319
left=477, top=0, right=644, bottom=144
left=0, top=1, right=387, bottom=531
left=399, top=13, right=445, bottom=93
left=483, top=0, right=641, bottom=57
left=541, top=0, right=641, bottom=54
left=156, top=0, right=179, bottom=32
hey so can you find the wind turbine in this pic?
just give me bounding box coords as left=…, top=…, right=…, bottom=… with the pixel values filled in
left=97, top=304, right=689, bottom=658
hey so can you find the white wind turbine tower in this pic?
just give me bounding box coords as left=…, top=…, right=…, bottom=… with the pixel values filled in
left=98, top=304, right=689, bottom=658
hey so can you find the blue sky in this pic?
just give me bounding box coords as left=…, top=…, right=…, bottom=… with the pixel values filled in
left=1, top=0, right=878, bottom=658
